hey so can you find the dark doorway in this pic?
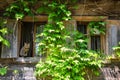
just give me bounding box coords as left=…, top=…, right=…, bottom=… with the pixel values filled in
left=20, top=22, right=34, bottom=57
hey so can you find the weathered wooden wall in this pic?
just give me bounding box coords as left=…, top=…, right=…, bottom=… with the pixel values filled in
left=106, top=20, right=120, bottom=55
left=117, top=23, right=120, bottom=44
left=0, top=0, right=120, bottom=80
left=1, top=20, right=18, bottom=58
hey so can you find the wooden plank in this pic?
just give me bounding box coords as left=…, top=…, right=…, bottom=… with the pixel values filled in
left=17, top=21, right=21, bottom=57
left=33, top=23, right=36, bottom=57
left=72, top=16, right=108, bottom=21
left=34, top=23, right=45, bottom=56
left=118, top=27, right=120, bottom=43
left=15, top=57, right=41, bottom=63
left=106, top=20, right=118, bottom=55
left=101, top=35, right=106, bottom=53
left=0, top=57, right=41, bottom=64
left=22, top=16, right=108, bottom=22
left=22, top=16, right=48, bottom=22
left=109, top=26, right=117, bottom=54
left=106, top=20, right=120, bottom=55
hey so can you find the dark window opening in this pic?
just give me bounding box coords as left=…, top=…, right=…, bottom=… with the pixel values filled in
left=19, top=22, right=46, bottom=57
left=77, top=22, right=87, bottom=34
left=19, top=22, right=34, bottom=57
left=91, top=36, right=101, bottom=51
left=77, top=21, right=105, bottom=53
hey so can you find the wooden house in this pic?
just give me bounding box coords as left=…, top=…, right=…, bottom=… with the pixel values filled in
left=0, top=0, right=120, bottom=80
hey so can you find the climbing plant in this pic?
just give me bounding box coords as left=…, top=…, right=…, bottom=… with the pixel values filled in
left=3, top=0, right=104, bottom=80
left=0, top=65, right=7, bottom=76
left=88, top=21, right=106, bottom=35
left=0, top=18, right=9, bottom=76
left=4, top=0, right=35, bottom=20
left=113, top=42, right=120, bottom=57
left=0, top=18, right=10, bottom=47
left=35, top=0, right=103, bottom=80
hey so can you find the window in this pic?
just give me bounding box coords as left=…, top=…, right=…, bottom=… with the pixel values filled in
left=77, top=22, right=87, bottom=34
left=77, top=21, right=105, bottom=52
left=91, top=35, right=101, bottom=51
left=20, top=22, right=33, bottom=57
left=35, top=23, right=45, bottom=56
left=19, top=22, right=46, bottom=57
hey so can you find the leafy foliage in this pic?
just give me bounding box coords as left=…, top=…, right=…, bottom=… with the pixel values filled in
left=36, top=32, right=102, bottom=80
left=113, top=42, right=120, bottom=57
left=0, top=65, right=7, bottom=76
left=88, top=21, right=106, bottom=35
left=3, top=0, right=104, bottom=79
left=35, top=1, right=103, bottom=80
left=0, top=18, right=10, bottom=47
left=4, top=0, right=34, bottom=20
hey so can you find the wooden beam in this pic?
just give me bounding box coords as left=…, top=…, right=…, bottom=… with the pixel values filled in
left=22, top=16, right=108, bottom=22
left=72, top=16, right=108, bottom=21
left=22, top=15, right=48, bottom=22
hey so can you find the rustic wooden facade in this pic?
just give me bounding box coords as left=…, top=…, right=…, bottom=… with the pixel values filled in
left=0, top=0, right=120, bottom=80
left=0, top=0, right=120, bottom=58
left=1, top=16, right=120, bottom=58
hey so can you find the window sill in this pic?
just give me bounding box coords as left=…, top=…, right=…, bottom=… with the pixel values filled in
left=16, top=57, right=42, bottom=63
left=0, top=57, right=42, bottom=64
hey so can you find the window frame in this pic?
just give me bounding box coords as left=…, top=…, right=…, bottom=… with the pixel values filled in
left=18, top=21, right=46, bottom=57
left=77, top=21, right=106, bottom=53
left=34, top=22, right=46, bottom=57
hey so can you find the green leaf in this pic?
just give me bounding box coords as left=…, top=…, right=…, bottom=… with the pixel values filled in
left=2, top=39, right=10, bottom=47
left=0, top=67, right=7, bottom=76
left=0, top=36, right=4, bottom=42
left=35, top=2, right=103, bottom=80
left=37, top=7, right=50, bottom=14
left=0, top=28, right=8, bottom=35
left=15, top=13, right=24, bottom=20
left=24, top=8, right=30, bottom=12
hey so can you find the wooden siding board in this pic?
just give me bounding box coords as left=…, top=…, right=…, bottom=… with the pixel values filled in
left=106, top=20, right=120, bottom=55
left=101, top=35, right=106, bottom=53
left=108, top=25, right=117, bottom=55
left=1, top=20, right=18, bottom=58
left=17, top=22, right=21, bottom=57
left=117, top=25, right=120, bottom=44
left=106, top=20, right=109, bottom=55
